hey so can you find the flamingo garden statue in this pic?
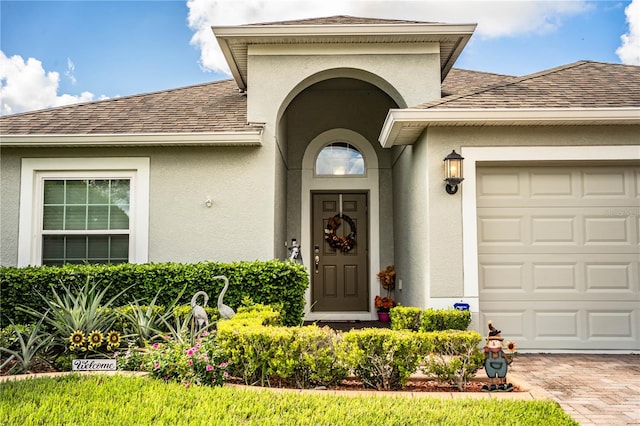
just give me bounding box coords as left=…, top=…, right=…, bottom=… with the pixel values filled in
left=213, top=275, right=235, bottom=319
left=190, top=291, right=209, bottom=331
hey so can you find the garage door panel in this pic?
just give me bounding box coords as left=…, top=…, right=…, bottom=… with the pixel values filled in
left=588, top=310, right=637, bottom=340
left=530, top=171, right=574, bottom=197
left=480, top=254, right=638, bottom=296
left=481, top=303, right=639, bottom=350
left=477, top=167, right=638, bottom=208
left=582, top=170, right=628, bottom=197
left=478, top=216, right=524, bottom=244
left=478, top=164, right=639, bottom=351
left=479, top=208, right=637, bottom=248
left=584, top=216, right=631, bottom=244
left=478, top=309, right=529, bottom=341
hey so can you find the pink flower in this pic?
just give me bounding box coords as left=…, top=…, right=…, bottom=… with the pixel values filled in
left=152, top=343, right=160, bottom=350
left=154, top=363, right=160, bottom=369
left=201, top=331, right=208, bottom=337
left=188, top=360, right=193, bottom=366
left=223, top=372, right=229, bottom=378
left=186, top=348, right=196, bottom=357
left=206, top=365, right=213, bottom=371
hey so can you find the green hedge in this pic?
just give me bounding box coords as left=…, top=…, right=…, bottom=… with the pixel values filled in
left=390, top=307, right=472, bottom=332
left=215, top=310, right=482, bottom=391
left=0, top=261, right=308, bottom=327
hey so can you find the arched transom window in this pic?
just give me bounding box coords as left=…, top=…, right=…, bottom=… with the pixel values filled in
left=315, top=142, right=365, bottom=176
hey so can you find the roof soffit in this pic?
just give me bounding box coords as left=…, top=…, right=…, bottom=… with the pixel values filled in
left=213, top=20, right=476, bottom=90
left=378, top=107, right=640, bottom=148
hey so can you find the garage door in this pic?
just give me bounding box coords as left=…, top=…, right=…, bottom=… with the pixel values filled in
left=477, top=164, right=639, bottom=351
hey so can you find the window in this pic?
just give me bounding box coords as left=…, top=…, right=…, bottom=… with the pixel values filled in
left=42, top=178, right=131, bottom=265
left=18, top=158, right=149, bottom=266
left=315, top=142, right=365, bottom=176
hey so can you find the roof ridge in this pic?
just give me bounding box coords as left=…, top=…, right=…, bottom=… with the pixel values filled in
left=0, top=79, right=236, bottom=118
left=246, top=15, right=437, bottom=26
left=418, top=61, right=590, bottom=109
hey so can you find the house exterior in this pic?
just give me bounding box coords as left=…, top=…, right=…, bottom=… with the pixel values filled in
left=1, top=16, right=638, bottom=351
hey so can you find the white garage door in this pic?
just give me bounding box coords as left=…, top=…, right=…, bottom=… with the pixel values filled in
left=477, top=164, right=639, bottom=351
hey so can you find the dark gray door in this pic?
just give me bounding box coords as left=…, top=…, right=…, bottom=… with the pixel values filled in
left=311, top=192, right=368, bottom=311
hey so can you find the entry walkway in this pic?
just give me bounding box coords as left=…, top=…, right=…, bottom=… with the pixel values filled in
left=511, top=354, right=640, bottom=425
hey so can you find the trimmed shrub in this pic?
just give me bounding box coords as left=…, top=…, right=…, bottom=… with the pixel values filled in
left=0, top=260, right=308, bottom=327
left=421, top=330, right=484, bottom=391
left=339, top=328, right=424, bottom=390
left=284, top=326, right=347, bottom=388
left=216, top=310, right=345, bottom=388
left=389, top=306, right=422, bottom=331
left=420, top=308, right=471, bottom=332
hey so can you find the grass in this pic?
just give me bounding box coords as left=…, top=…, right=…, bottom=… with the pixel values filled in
left=0, top=374, right=578, bottom=425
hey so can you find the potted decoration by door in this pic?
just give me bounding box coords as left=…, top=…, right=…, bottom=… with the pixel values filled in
left=375, top=265, right=396, bottom=322
left=374, top=295, right=395, bottom=322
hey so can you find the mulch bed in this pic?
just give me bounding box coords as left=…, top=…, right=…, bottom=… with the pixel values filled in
left=226, top=376, right=520, bottom=393
left=2, top=361, right=519, bottom=393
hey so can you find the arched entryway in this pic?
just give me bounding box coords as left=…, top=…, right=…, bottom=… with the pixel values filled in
left=302, top=129, right=380, bottom=320
left=277, top=73, right=401, bottom=320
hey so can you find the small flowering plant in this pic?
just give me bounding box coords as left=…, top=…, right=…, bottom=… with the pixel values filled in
left=374, top=295, right=395, bottom=312
left=115, top=342, right=146, bottom=371
left=145, top=331, right=231, bottom=387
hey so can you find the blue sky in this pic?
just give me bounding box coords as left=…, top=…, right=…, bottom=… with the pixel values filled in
left=1, top=0, right=638, bottom=115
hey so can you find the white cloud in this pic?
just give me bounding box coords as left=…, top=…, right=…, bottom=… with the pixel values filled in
left=0, top=51, right=102, bottom=115
left=187, top=0, right=592, bottom=74
left=66, top=58, right=77, bottom=85
left=617, top=0, right=640, bottom=65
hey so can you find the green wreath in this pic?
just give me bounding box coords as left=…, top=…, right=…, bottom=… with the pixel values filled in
left=324, top=214, right=357, bottom=253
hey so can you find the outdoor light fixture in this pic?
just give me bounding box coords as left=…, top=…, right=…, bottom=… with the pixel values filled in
left=443, top=150, right=464, bottom=194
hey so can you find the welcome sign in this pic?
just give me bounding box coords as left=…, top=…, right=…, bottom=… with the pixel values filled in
left=72, top=359, right=117, bottom=371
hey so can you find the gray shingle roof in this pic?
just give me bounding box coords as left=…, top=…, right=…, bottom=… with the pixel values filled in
left=420, top=61, right=640, bottom=109
left=441, top=68, right=514, bottom=97
left=1, top=61, right=637, bottom=137
left=0, top=79, right=258, bottom=135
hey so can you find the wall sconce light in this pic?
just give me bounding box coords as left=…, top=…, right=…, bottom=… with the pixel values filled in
left=205, top=198, right=212, bottom=208
left=443, top=150, right=464, bottom=194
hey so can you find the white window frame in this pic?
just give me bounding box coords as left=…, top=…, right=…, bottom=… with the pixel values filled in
left=18, top=158, right=149, bottom=266
left=314, top=141, right=366, bottom=177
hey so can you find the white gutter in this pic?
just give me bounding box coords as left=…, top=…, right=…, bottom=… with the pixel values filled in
left=0, top=130, right=264, bottom=148
left=379, top=107, right=640, bottom=148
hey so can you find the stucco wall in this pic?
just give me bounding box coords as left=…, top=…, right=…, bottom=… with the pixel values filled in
left=391, top=143, right=429, bottom=307
left=416, top=124, right=640, bottom=302
left=0, top=152, right=21, bottom=265
left=246, top=44, right=441, bottom=126
left=0, top=146, right=276, bottom=266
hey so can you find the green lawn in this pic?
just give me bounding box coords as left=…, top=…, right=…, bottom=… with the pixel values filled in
left=0, top=374, right=577, bottom=425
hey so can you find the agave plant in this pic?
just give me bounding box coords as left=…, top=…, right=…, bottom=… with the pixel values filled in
left=18, top=277, right=130, bottom=356
left=119, top=287, right=186, bottom=347
left=0, top=317, right=52, bottom=374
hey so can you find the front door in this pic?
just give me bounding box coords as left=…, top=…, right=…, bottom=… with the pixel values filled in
left=311, top=192, right=368, bottom=311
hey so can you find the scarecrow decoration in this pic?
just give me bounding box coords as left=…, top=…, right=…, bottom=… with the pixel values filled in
left=482, top=321, right=517, bottom=392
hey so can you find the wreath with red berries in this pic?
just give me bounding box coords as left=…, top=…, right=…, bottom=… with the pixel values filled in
left=324, top=214, right=356, bottom=253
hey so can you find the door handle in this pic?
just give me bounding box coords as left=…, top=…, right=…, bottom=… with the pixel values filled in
left=314, top=245, right=320, bottom=274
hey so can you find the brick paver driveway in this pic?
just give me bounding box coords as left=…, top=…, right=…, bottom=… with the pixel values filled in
left=511, top=354, right=640, bottom=425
